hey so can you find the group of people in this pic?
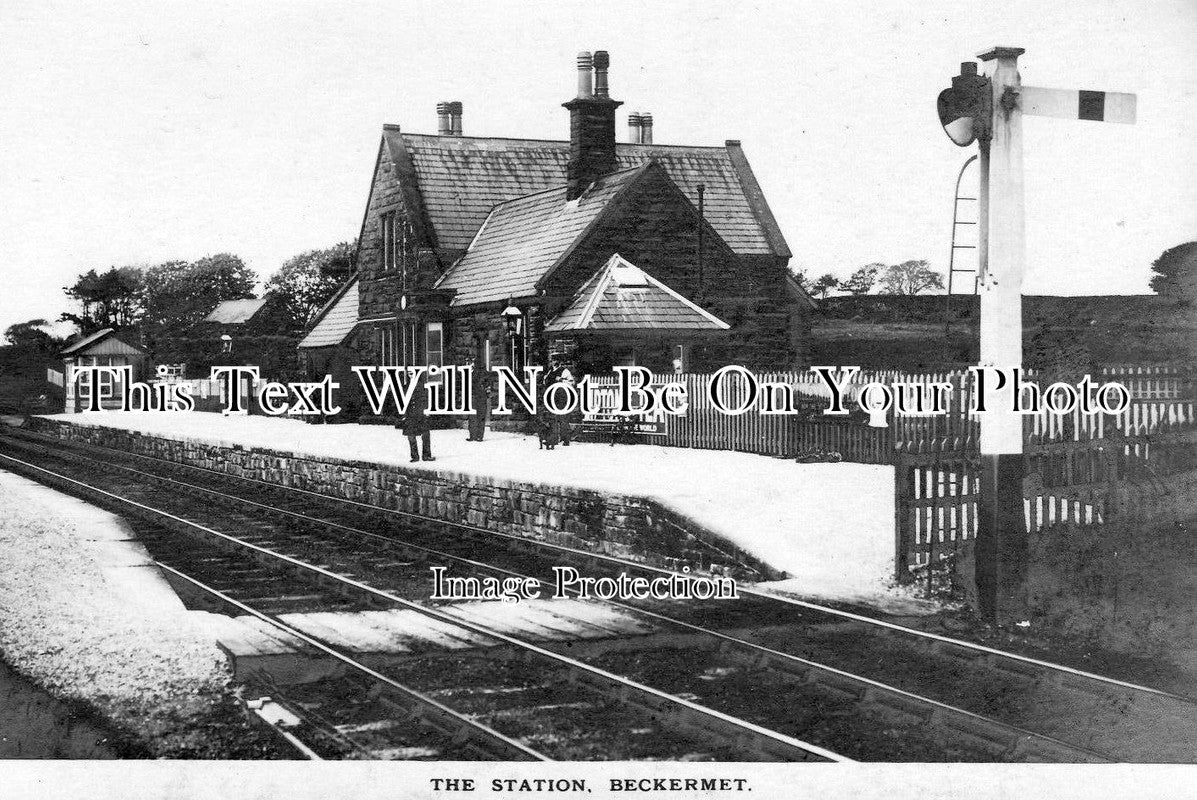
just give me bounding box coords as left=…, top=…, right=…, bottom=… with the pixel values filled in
left=396, top=355, right=577, bottom=462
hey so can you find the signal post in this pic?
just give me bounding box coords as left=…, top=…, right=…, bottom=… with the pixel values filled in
left=937, top=47, right=1136, bottom=620
left=975, top=47, right=1027, bottom=622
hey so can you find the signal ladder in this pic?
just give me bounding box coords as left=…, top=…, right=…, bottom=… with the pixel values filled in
left=944, top=155, right=979, bottom=348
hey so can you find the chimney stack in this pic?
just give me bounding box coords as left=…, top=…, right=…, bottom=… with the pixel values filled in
left=576, top=51, right=593, bottom=98
left=628, top=112, right=643, bottom=143
left=640, top=112, right=653, bottom=144
left=448, top=101, right=463, bottom=136
left=563, top=49, right=622, bottom=200
left=436, top=102, right=451, bottom=136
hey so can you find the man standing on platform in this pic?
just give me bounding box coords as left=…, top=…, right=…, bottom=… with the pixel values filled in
left=399, top=372, right=434, bottom=463
left=544, top=355, right=575, bottom=447
left=467, top=360, right=492, bottom=442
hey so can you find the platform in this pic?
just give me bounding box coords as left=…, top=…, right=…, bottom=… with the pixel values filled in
left=204, top=599, right=666, bottom=685
left=40, top=411, right=904, bottom=607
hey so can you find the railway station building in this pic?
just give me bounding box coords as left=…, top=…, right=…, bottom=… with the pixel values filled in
left=60, top=328, right=148, bottom=413
left=300, top=51, right=813, bottom=380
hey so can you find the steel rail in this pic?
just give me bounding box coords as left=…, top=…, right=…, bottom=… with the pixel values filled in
left=8, top=425, right=1189, bottom=706
left=0, top=435, right=1109, bottom=761
left=153, top=560, right=543, bottom=761
left=0, top=446, right=545, bottom=761
left=0, top=448, right=849, bottom=764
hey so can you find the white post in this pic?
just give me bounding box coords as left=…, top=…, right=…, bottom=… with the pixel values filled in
left=978, top=46, right=1025, bottom=454
left=64, top=361, right=76, bottom=413
left=975, top=46, right=1027, bottom=621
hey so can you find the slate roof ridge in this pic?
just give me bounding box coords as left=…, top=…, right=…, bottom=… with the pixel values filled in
left=397, top=131, right=739, bottom=151
left=379, top=127, right=785, bottom=258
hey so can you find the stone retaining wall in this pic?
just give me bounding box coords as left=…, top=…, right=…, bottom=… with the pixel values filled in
left=31, top=418, right=780, bottom=580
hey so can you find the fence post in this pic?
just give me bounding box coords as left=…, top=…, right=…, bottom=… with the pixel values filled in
left=894, top=447, right=915, bottom=584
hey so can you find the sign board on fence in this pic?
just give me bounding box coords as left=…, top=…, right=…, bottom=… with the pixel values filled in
left=582, top=378, right=667, bottom=436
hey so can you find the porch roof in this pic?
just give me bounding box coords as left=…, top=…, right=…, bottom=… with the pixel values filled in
left=545, top=254, right=730, bottom=335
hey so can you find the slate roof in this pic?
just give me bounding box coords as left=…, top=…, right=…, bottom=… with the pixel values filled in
left=385, top=130, right=789, bottom=258
left=546, top=254, right=730, bottom=334
left=434, top=166, right=645, bottom=306
left=298, top=277, right=359, bottom=349
left=202, top=298, right=269, bottom=325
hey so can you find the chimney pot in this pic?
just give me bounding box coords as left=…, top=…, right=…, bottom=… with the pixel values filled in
left=562, top=50, right=621, bottom=200
left=448, top=101, right=463, bottom=136
left=436, top=102, right=451, bottom=136
left=576, top=51, right=593, bottom=98
left=628, top=112, right=643, bottom=143
left=640, top=112, right=653, bottom=144
left=593, top=50, right=610, bottom=97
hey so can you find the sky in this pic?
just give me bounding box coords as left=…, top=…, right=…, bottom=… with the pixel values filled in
left=1, top=0, right=1194, bottom=336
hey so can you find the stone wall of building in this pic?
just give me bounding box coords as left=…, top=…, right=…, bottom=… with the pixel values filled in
left=358, top=140, right=409, bottom=323
left=355, top=134, right=461, bottom=371
left=542, top=167, right=798, bottom=371
left=30, top=418, right=780, bottom=581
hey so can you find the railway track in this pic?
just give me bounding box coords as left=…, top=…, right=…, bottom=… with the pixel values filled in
left=2, top=425, right=1193, bottom=761
left=0, top=437, right=846, bottom=762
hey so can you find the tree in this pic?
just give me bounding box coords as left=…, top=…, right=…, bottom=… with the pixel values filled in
left=1149, top=241, right=1197, bottom=302
left=60, top=266, right=144, bottom=332
left=190, top=253, right=259, bottom=302
left=880, top=259, right=944, bottom=295
left=265, top=242, right=356, bottom=328
left=4, top=319, right=59, bottom=349
left=811, top=273, right=839, bottom=299
left=141, top=254, right=257, bottom=335
left=140, top=260, right=194, bottom=334
left=841, top=263, right=882, bottom=295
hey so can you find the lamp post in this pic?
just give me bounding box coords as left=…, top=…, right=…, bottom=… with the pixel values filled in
left=502, top=301, right=524, bottom=372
